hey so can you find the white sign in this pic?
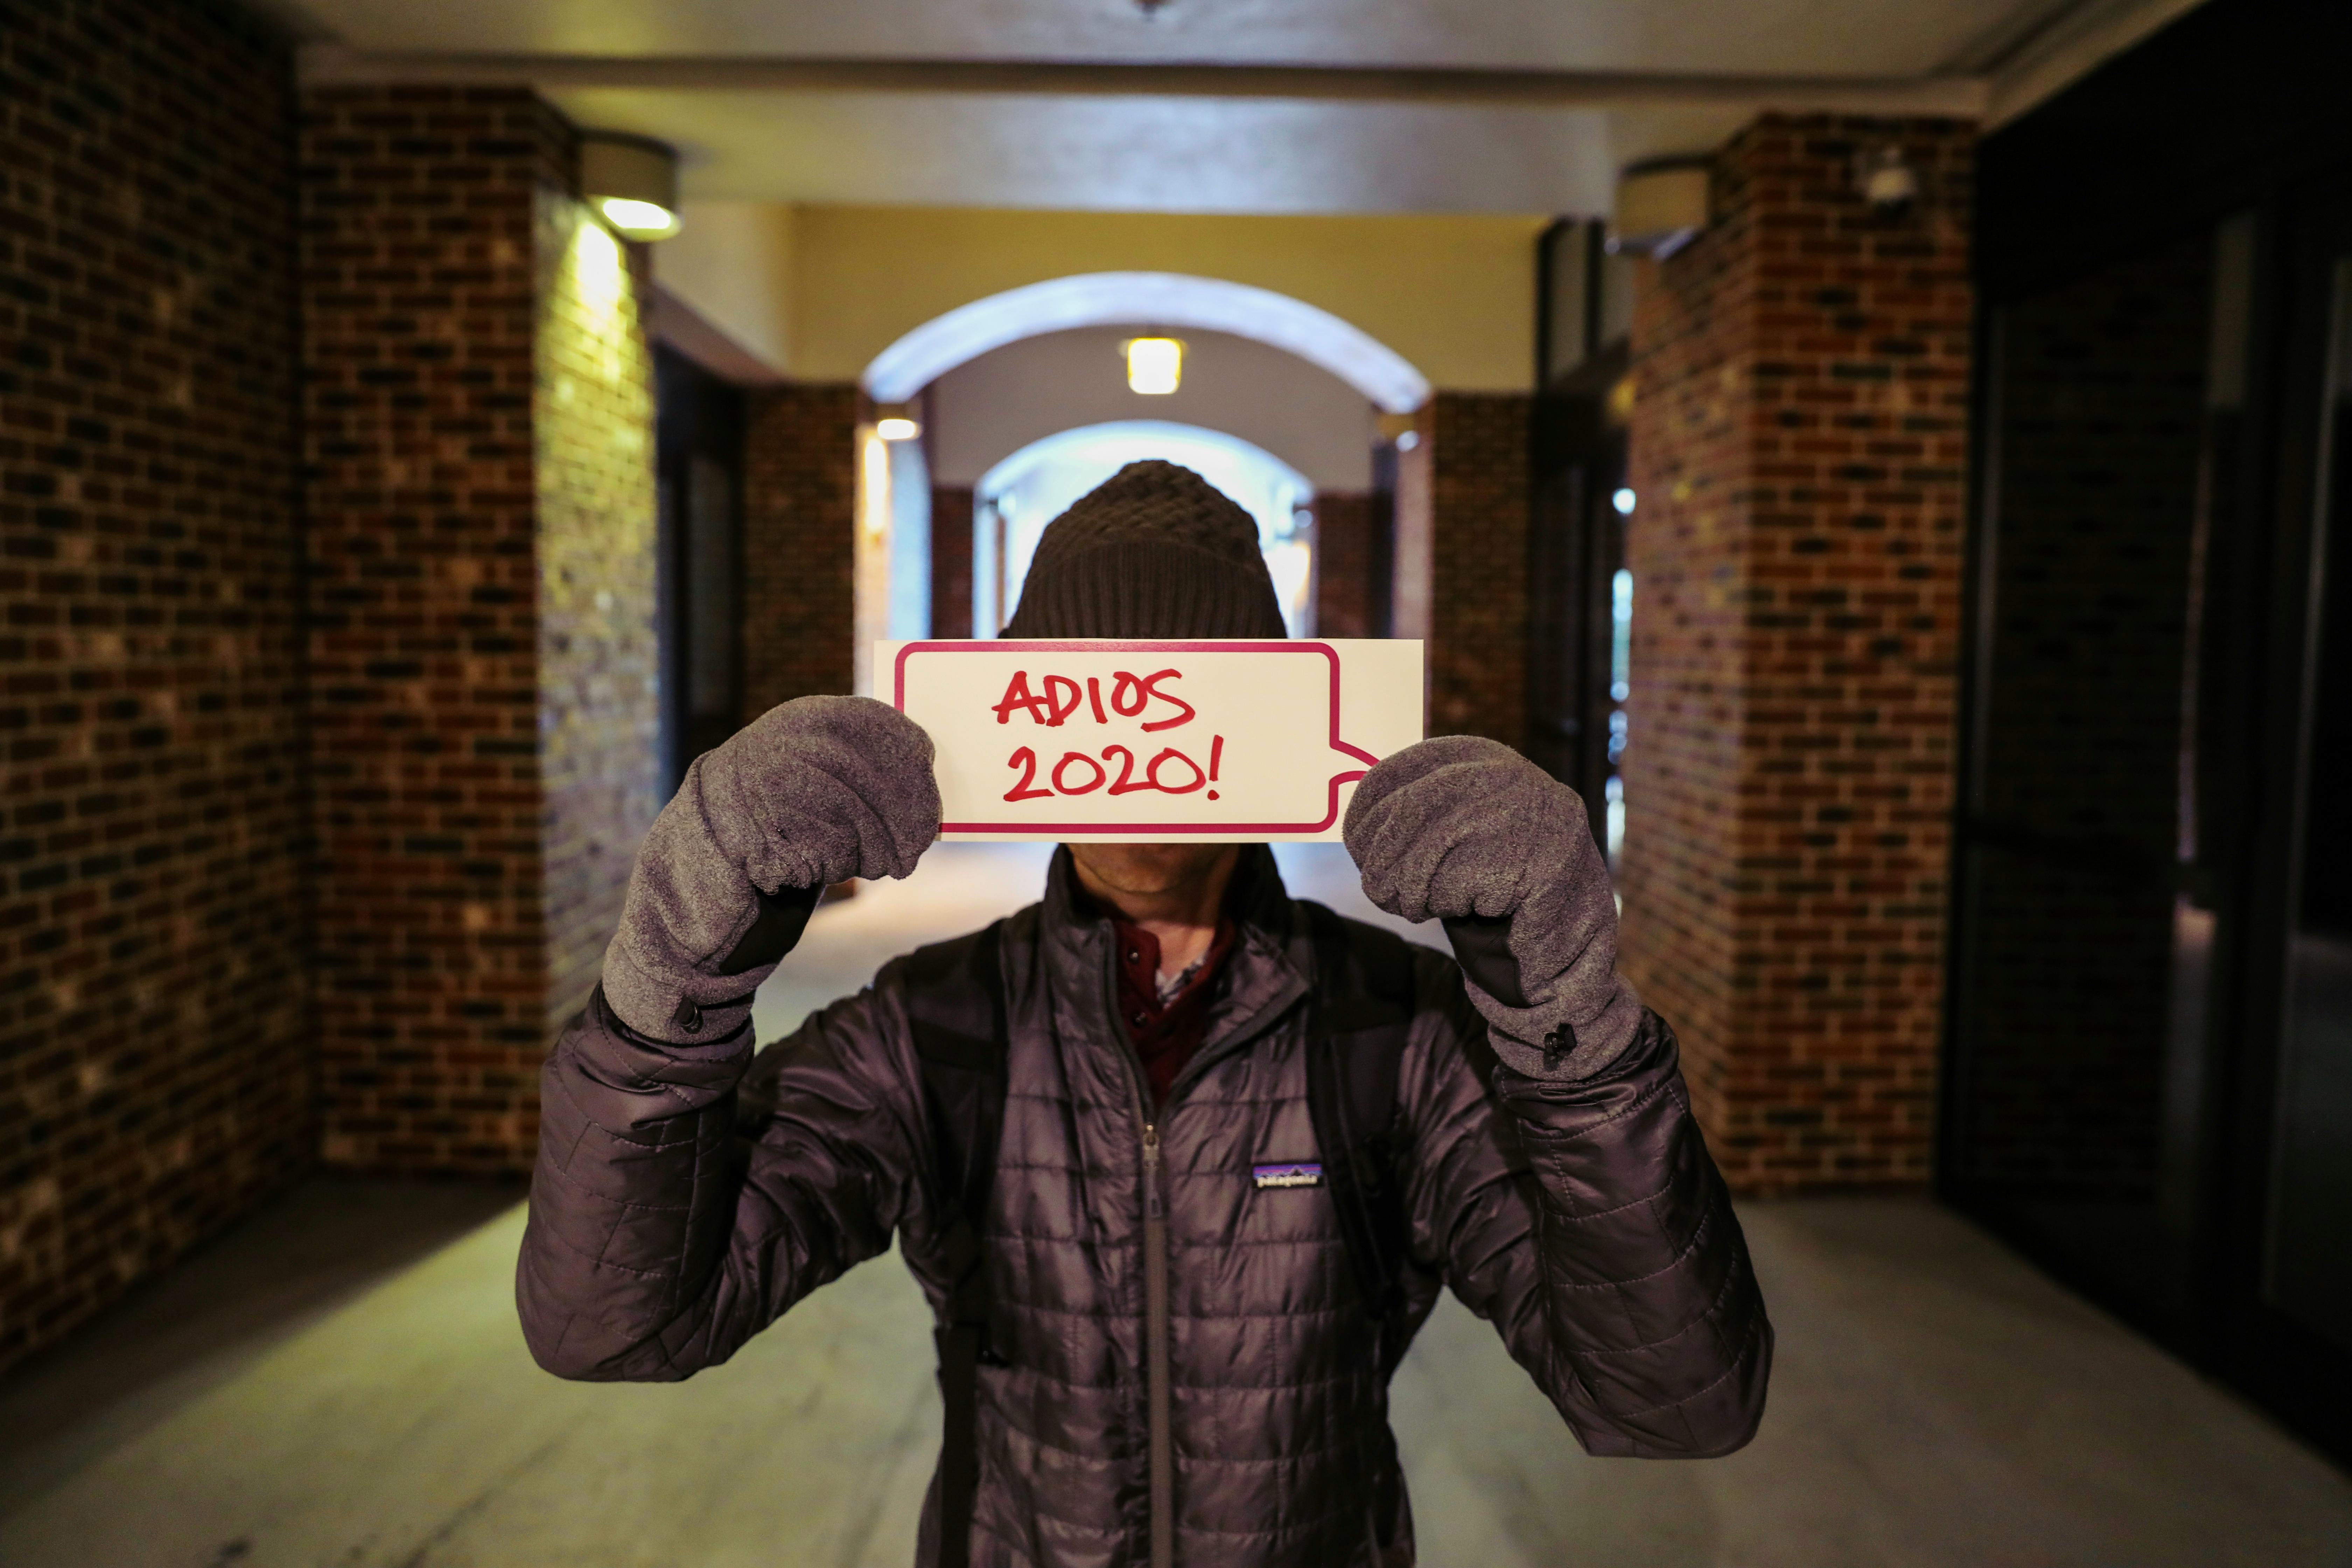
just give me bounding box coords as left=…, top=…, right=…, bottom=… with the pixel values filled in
left=882, top=639, right=1424, bottom=842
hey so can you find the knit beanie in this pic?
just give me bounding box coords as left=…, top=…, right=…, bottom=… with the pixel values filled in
left=1003, top=460, right=1288, bottom=639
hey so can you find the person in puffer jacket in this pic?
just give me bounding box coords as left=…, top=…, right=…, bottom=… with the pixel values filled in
left=516, top=461, right=1772, bottom=1568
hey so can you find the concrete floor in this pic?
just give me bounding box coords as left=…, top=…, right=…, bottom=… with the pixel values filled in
left=4, top=845, right=2350, bottom=1567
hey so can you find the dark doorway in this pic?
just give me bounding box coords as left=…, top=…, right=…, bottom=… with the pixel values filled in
left=2228, top=164, right=2352, bottom=1466
left=2271, top=242, right=2352, bottom=1351
left=1952, top=0, right=2352, bottom=1468
left=1529, top=219, right=1633, bottom=863
left=654, top=344, right=747, bottom=794
left=1947, top=217, right=2252, bottom=1344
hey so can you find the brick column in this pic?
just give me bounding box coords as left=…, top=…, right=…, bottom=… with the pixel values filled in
left=0, top=0, right=306, bottom=1370
left=931, top=484, right=975, bottom=639
left=1618, top=114, right=1973, bottom=1190
left=741, top=385, right=858, bottom=715
left=301, top=86, right=659, bottom=1174
left=534, top=178, right=663, bottom=1040
left=1394, top=396, right=1532, bottom=746
left=1428, top=396, right=1531, bottom=747
left=1310, top=489, right=1381, bottom=638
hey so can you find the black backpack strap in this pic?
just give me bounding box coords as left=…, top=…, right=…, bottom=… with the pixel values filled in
left=1302, top=905, right=1427, bottom=1559
left=1301, top=902, right=1418, bottom=1328
left=901, top=922, right=1009, bottom=1568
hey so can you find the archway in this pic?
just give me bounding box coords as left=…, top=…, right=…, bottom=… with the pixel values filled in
left=850, top=272, right=1425, bottom=687
left=861, top=272, right=1431, bottom=413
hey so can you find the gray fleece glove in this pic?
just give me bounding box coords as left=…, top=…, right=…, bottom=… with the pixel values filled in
left=1343, top=735, right=1643, bottom=1080
left=601, top=695, right=940, bottom=1045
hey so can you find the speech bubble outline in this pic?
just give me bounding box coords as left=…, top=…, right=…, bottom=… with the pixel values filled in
left=893, top=639, right=1383, bottom=836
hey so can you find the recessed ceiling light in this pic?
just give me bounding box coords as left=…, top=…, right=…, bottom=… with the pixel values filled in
left=1125, top=337, right=1184, bottom=394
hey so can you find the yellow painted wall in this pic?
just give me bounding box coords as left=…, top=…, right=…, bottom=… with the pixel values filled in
left=662, top=204, right=1546, bottom=393
left=654, top=201, right=797, bottom=376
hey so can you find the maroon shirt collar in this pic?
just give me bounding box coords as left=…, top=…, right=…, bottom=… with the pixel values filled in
left=1111, top=916, right=1238, bottom=1110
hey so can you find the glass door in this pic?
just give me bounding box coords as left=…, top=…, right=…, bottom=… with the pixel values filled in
left=2265, top=254, right=2352, bottom=1354
left=1945, top=217, right=2255, bottom=1348
left=1526, top=366, right=1629, bottom=854
left=1529, top=220, right=1633, bottom=860
left=2219, top=172, right=2352, bottom=1463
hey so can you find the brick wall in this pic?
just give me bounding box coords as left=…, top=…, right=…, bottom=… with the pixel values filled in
left=1616, top=154, right=1755, bottom=1174
left=742, top=385, right=858, bottom=716
left=1310, top=489, right=1380, bottom=639
left=303, top=85, right=656, bottom=1175
left=0, top=39, right=665, bottom=1356
left=931, top=484, right=974, bottom=639
left=1618, top=114, right=1973, bottom=1190
left=0, top=0, right=306, bottom=1369
left=1427, top=395, right=1530, bottom=747
left=534, top=198, right=661, bottom=1040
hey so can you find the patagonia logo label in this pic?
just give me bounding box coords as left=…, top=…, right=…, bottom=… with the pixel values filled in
left=1253, top=1161, right=1324, bottom=1190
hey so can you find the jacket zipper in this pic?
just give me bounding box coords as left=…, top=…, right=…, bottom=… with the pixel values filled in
left=1099, top=929, right=1178, bottom=1568
left=1140, top=1116, right=1173, bottom=1568
left=1110, top=926, right=1300, bottom=1568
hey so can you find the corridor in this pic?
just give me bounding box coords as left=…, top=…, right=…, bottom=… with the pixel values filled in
left=10, top=0, right=2352, bottom=1557
left=1, top=849, right=2346, bottom=1568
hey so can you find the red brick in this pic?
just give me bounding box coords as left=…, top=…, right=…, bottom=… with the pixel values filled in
left=1396, top=394, right=1531, bottom=747
left=302, top=84, right=658, bottom=1177
left=0, top=0, right=307, bottom=1372
left=1618, top=114, right=1973, bottom=1193
left=931, top=484, right=975, bottom=638
left=741, top=385, right=858, bottom=713
left=1311, top=489, right=1382, bottom=639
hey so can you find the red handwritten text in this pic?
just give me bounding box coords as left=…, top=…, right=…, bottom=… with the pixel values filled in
left=993, top=667, right=1194, bottom=732
left=1003, top=738, right=1226, bottom=802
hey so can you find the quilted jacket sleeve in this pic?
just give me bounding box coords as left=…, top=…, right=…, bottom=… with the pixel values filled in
left=1401, top=955, right=1773, bottom=1457
left=515, top=977, right=927, bottom=1381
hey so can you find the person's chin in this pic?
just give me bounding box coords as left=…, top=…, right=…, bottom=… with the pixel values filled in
left=1069, top=841, right=1237, bottom=895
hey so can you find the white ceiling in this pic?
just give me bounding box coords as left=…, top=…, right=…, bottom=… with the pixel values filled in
left=278, top=0, right=2200, bottom=215
left=555, top=88, right=1636, bottom=215
left=278, top=0, right=2061, bottom=73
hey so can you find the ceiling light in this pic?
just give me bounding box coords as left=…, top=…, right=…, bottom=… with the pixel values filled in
left=597, top=198, right=677, bottom=240
left=875, top=416, right=921, bottom=441
left=581, top=132, right=681, bottom=241
left=1125, top=337, right=1184, bottom=395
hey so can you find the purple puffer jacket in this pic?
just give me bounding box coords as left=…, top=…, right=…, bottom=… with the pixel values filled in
left=517, top=848, right=1771, bottom=1567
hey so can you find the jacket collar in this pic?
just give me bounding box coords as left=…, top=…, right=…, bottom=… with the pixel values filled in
left=1040, top=843, right=1294, bottom=951
left=1039, top=845, right=1310, bottom=1086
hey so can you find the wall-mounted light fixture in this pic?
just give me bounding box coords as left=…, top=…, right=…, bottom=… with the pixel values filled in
left=1606, top=157, right=1712, bottom=260
left=581, top=132, right=682, bottom=241
left=1124, top=336, right=1185, bottom=395
left=874, top=405, right=922, bottom=441
left=1860, top=145, right=1921, bottom=220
